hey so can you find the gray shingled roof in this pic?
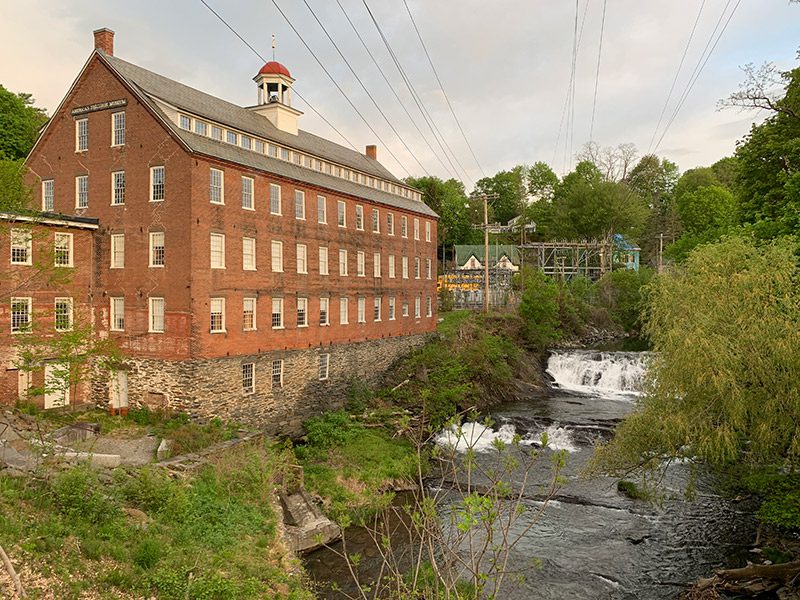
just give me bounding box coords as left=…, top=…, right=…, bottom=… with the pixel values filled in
left=98, top=53, right=436, bottom=218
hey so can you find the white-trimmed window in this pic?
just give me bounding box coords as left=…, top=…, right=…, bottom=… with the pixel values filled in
left=150, top=232, right=165, bottom=267
left=179, top=114, right=191, bottom=130
left=112, top=171, right=125, bottom=205
left=295, top=190, right=305, bottom=220
left=357, top=251, right=365, bottom=277
left=271, top=297, right=284, bottom=328
left=401, top=216, right=408, bottom=238
left=149, top=297, right=165, bottom=333
left=415, top=297, right=421, bottom=318
left=110, top=297, right=124, bottom=331
left=425, top=221, right=431, bottom=242
left=268, top=143, right=278, bottom=157
left=54, top=233, right=73, bottom=267
left=210, top=233, right=225, bottom=269
left=339, top=249, right=348, bottom=276
left=387, top=213, right=394, bottom=236
left=296, top=244, right=308, bottom=274
left=42, top=180, right=54, bottom=211
left=426, top=258, right=432, bottom=279
left=210, top=168, right=224, bottom=204
left=243, top=297, right=256, bottom=331
left=337, top=200, right=346, bottom=227
left=426, top=296, right=433, bottom=317
left=210, top=297, right=225, bottom=332
left=270, top=183, right=281, bottom=215
left=10, top=298, right=31, bottom=333
left=110, top=233, right=125, bottom=268
left=319, top=246, right=329, bottom=275
left=372, top=208, right=380, bottom=233
left=339, top=297, right=349, bottom=325
left=373, top=296, right=381, bottom=322
left=414, top=257, right=421, bottom=279
left=75, top=118, right=88, bottom=152
left=373, top=252, right=381, bottom=278
left=297, top=297, right=308, bottom=327
left=241, top=135, right=252, bottom=150
left=10, top=229, right=32, bottom=265
left=54, top=297, right=73, bottom=331
left=357, top=297, right=366, bottom=323
left=112, top=111, right=125, bottom=146
left=242, top=363, right=255, bottom=395
left=402, top=256, right=409, bottom=279
left=211, top=125, right=223, bottom=140
left=226, top=130, right=237, bottom=145
left=194, top=120, right=207, bottom=136
left=414, top=218, right=420, bottom=240
left=388, top=255, right=396, bottom=279
left=402, top=302, right=409, bottom=317
left=280, top=147, right=289, bottom=161
left=388, top=296, right=396, bottom=321
left=242, top=176, right=254, bottom=210
left=150, top=166, right=165, bottom=201
left=75, top=175, right=88, bottom=208
left=271, top=241, right=283, bottom=272
left=319, top=297, right=329, bottom=326
left=355, top=205, right=364, bottom=230
left=242, top=237, right=256, bottom=271
left=271, top=359, right=283, bottom=388
left=318, top=353, right=330, bottom=380
left=317, top=195, right=327, bottom=223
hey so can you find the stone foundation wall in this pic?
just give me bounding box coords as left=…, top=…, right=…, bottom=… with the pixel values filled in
left=100, top=334, right=430, bottom=435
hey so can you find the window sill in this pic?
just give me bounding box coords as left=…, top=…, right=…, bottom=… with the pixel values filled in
left=210, top=330, right=227, bottom=334
left=272, top=326, right=285, bottom=330
left=242, top=206, right=255, bottom=211
left=149, top=265, right=165, bottom=269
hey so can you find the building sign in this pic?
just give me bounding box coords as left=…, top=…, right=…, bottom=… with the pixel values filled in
left=71, top=98, right=127, bottom=116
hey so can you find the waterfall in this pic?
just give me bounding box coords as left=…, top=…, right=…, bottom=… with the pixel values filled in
left=546, top=350, right=649, bottom=397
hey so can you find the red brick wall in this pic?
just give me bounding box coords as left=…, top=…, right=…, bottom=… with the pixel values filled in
left=0, top=221, right=96, bottom=406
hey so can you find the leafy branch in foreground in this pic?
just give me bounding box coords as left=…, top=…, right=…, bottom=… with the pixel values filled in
left=325, top=417, right=567, bottom=599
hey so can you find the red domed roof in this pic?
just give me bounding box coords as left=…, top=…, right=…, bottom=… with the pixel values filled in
left=258, top=61, right=291, bottom=78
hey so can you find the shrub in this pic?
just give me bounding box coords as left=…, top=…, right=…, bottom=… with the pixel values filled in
left=595, top=267, right=653, bottom=332
left=52, top=465, right=118, bottom=523
left=303, top=410, right=364, bottom=449
left=518, top=269, right=561, bottom=349
left=132, top=537, right=162, bottom=570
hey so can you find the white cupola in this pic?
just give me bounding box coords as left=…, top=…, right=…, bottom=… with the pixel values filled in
left=250, top=61, right=303, bottom=135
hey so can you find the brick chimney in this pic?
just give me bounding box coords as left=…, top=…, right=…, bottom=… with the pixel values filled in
left=93, top=28, right=114, bottom=56
left=365, top=145, right=377, bottom=160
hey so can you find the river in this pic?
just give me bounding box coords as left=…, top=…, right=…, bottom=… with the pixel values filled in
left=305, top=349, right=757, bottom=599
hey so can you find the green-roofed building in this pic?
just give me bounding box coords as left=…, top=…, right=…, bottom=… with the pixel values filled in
left=454, top=245, right=520, bottom=272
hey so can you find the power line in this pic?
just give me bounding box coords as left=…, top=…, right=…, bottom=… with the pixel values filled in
left=647, top=0, right=707, bottom=154
left=401, top=0, right=486, bottom=178
left=334, top=0, right=458, bottom=180
left=300, top=0, right=430, bottom=176
left=588, top=0, right=607, bottom=142
left=653, top=0, right=742, bottom=153
left=198, top=0, right=358, bottom=151
left=360, top=0, right=473, bottom=187
left=269, top=0, right=416, bottom=177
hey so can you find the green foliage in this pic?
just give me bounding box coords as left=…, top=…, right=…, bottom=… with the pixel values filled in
left=0, top=84, right=48, bottom=161
left=0, top=158, right=33, bottom=211
left=52, top=465, right=118, bottom=523
left=595, top=236, right=800, bottom=480
left=675, top=185, right=737, bottom=234
left=473, top=166, right=526, bottom=224
left=405, top=175, right=479, bottom=248
left=735, top=61, right=800, bottom=239
left=528, top=161, right=560, bottom=201
left=132, top=537, right=162, bottom=570
left=616, top=480, right=649, bottom=500
left=518, top=269, right=561, bottom=349
left=303, top=410, right=364, bottom=450
left=594, top=267, right=654, bottom=332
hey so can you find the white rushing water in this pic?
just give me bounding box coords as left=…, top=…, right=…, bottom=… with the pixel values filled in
left=546, top=350, right=650, bottom=399
left=435, top=422, right=578, bottom=454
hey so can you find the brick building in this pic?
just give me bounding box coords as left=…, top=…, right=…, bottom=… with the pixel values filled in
left=14, top=29, right=438, bottom=429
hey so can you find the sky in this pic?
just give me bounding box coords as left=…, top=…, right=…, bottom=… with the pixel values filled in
left=2, top=0, right=798, bottom=190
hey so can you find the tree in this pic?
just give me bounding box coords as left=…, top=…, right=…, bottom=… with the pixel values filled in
left=594, top=236, right=800, bottom=478
left=0, top=86, right=46, bottom=211
left=548, top=161, right=649, bottom=241
left=726, top=56, right=800, bottom=239
left=576, top=141, right=639, bottom=181
left=0, top=85, right=48, bottom=161
left=527, top=161, right=559, bottom=202
left=472, top=167, right=525, bottom=224
left=627, top=155, right=680, bottom=266
left=675, top=185, right=737, bottom=234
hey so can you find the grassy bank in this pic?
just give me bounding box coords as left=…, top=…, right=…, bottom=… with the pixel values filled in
left=0, top=441, right=310, bottom=599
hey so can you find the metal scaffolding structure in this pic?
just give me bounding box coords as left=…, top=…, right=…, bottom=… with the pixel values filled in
left=438, top=268, right=515, bottom=310
left=519, top=239, right=613, bottom=280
